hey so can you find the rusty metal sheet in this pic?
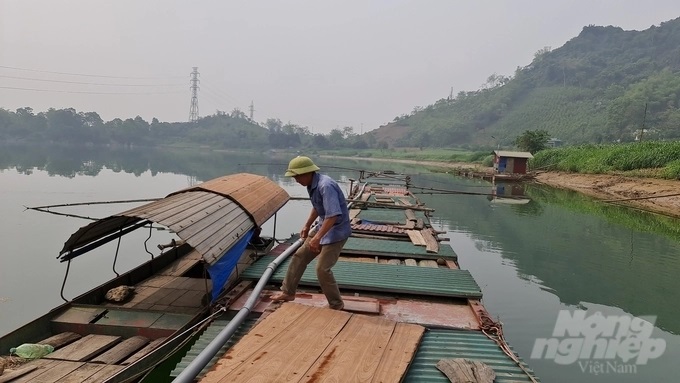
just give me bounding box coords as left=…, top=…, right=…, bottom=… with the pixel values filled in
left=351, top=223, right=405, bottom=234
left=381, top=187, right=409, bottom=195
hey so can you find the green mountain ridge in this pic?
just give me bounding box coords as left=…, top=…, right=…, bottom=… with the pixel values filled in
left=371, top=17, right=680, bottom=148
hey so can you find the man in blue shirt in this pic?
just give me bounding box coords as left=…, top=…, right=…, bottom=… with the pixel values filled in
left=271, top=156, right=351, bottom=310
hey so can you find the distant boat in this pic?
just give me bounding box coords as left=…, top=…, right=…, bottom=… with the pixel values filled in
left=491, top=196, right=531, bottom=205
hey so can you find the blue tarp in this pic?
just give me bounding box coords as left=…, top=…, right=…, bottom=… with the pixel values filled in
left=207, top=229, right=254, bottom=302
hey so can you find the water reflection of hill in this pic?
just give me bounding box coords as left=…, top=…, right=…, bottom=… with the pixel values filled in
left=0, top=145, right=287, bottom=181
left=417, top=174, right=680, bottom=335
left=0, top=145, right=436, bottom=185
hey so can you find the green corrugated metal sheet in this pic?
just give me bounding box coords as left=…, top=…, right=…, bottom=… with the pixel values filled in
left=367, top=194, right=419, bottom=205
left=241, top=256, right=482, bottom=298
left=170, top=317, right=258, bottom=379
left=404, top=329, right=540, bottom=382
left=343, top=237, right=457, bottom=259
left=356, top=208, right=429, bottom=223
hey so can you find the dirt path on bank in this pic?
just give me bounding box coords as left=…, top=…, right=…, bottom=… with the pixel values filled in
left=533, top=172, right=680, bottom=218
left=323, top=156, right=680, bottom=218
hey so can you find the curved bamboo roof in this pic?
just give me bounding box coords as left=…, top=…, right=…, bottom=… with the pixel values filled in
left=59, top=173, right=289, bottom=264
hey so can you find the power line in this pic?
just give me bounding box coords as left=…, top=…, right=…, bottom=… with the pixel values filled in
left=200, top=98, right=221, bottom=116
left=0, top=64, right=185, bottom=80
left=201, top=87, right=233, bottom=109
left=199, top=92, right=227, bottom=114
left=201, top=94, right=234, bottom=115
left=0, top=85, right=184, bottom=95
left=201, top=83, right=240, bottom=105
left=0, top=74, right=183, bottom=87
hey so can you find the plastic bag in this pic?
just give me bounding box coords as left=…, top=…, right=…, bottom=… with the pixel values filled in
left=9, top=343, right=54, bottom=359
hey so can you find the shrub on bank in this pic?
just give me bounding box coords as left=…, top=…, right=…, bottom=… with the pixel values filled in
left=662, top=159, right=680, bottom=179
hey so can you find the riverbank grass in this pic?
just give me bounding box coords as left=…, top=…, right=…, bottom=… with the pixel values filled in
left=531, top=141, right=680, bottom=179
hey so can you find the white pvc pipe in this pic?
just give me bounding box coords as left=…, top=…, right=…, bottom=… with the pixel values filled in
left=172, top=236, right=304, bottom=383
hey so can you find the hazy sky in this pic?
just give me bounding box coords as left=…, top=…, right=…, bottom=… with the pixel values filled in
left=1, top=1, right=678, bottom=133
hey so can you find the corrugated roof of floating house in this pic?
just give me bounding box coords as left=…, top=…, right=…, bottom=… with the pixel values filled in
left=493, top=150, right=534, bottom=159
left=362, top=173, right=412, bottom=186
left=342, top=237, right=457, bottom=259
left=351, top=222, right=407, bottom=234
left=241, top=255, right=480, bottom=298
left=404, top=329, right=539, bottom=382
left=355, top=208, right=430, bottom=223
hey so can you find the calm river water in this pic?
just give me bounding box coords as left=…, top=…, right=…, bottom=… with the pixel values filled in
left=1, top=146, right=679, bottom=382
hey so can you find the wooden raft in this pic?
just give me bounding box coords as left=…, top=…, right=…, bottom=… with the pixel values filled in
left=200, top=302, right=425, bottom=383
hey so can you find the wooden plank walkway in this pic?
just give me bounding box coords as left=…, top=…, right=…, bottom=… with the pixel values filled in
left=44, top=334, right=121, bottom=362
left=7, top=360, right=124, bottom=383
left=200, top=303, right=424, bottom=383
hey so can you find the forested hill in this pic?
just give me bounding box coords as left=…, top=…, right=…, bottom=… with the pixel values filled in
left=372, top=16, right=680, bottom=148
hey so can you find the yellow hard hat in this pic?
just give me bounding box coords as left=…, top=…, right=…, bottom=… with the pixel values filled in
left=284, top=156, right=320, bottom=176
